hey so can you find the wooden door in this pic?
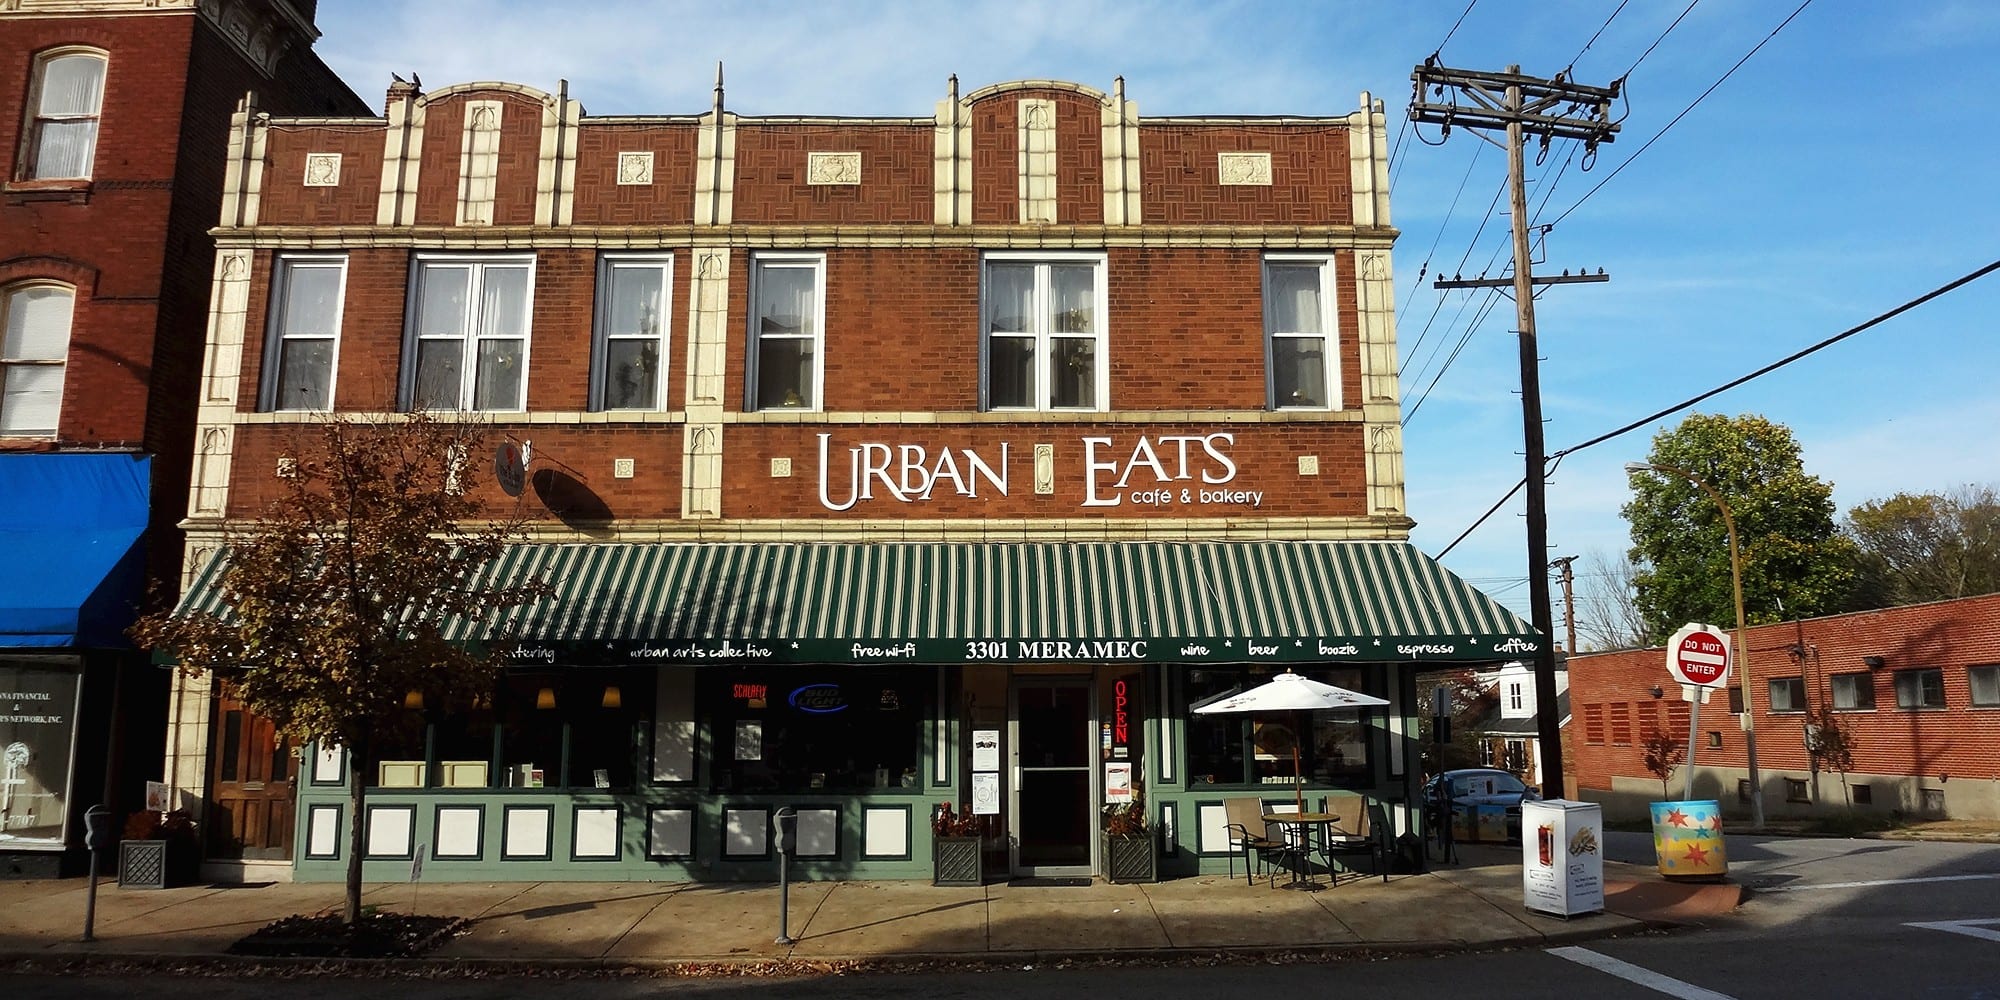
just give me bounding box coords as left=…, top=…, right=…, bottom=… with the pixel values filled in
left=207, top=689, right=295, bottom=860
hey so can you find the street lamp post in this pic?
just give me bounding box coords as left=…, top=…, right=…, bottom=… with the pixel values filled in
left=1625, top=460, right=1765, bottom=830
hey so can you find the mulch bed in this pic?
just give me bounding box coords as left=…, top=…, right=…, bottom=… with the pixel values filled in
left=227, top=911, right=467, bottom=959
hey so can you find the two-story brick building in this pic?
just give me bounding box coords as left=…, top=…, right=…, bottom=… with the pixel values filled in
left=167, top=70, right=1541, bottom=883
left=1568, top=594, right=2000, bottom=822
left=0, top=0, right=363, bottom=876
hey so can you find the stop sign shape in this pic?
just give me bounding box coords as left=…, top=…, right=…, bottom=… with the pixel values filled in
left=1666, top=623, right=1732, bottom=688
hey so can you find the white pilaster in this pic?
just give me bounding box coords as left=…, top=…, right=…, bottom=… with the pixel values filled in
left=1349, top=91, right=1392, bottom=228
left=933, top=86, right=972, bottom=224
left=376, top=88, right=425, bottom=226
left=535, top=93, right=583, bottom=226
left=681, top=248, right=732, bottom=518
left=694, top=113, right=737, bottom=226
left=1356, top=249, right=1406, bottom=517
left=1100, top=87, right=1140, bottom=225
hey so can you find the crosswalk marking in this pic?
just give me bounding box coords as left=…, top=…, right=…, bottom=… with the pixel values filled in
left=1549, top=946, right=1740, bottom=1000
left=1759, top=873, right=2000, bottom=892
left=1906, top=918, right=2000, bottom=943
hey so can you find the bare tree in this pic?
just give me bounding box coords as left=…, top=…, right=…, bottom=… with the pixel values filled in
left=1572, top=549, right=1648, bottom=651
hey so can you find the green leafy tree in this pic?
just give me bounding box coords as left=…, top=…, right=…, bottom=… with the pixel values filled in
left=1623, top=413, right=1857, bottom=644
left=132, top=412, right=545, bottom=925
left=1843, top=484, right=2000, bottom=609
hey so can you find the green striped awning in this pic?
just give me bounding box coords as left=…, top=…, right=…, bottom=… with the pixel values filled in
left=177, top=541, right=1539, bottom=665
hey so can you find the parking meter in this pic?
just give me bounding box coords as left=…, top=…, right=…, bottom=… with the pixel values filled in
left=84, top=806, right=116, bottom=852
left=81, top=805, right=114, bottom=943
left=772, top=807, right=798, bottom=945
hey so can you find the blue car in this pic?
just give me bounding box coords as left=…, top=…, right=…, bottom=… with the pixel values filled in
left=1424, top=768, right=1540, bottom=842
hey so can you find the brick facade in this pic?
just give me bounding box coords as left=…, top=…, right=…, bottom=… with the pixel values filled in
left=1, top=0, right=366, bottom=872
left=1567, top=594, right=2000, bottom=820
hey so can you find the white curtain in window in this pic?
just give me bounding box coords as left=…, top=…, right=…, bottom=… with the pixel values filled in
left=33, top=55, right=104, bottom=179
left=2, top=286, right=73, bottom=435
left=1050, top=265, right=1094, bottom=333
left=756, top=267, right=814, bottom=336
left=478, top=267, right=530, bottom=338
left=986, top=264, right=1033, bottom=333
left=1268, top=266, right=1322, bottom=333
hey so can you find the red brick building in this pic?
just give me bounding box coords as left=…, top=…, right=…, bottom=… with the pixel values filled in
left=168, top=72, right=1541, bottom=882
left=0, top=0, right=363, bottom=875
left=1567, top=594, right=2000, bottom=822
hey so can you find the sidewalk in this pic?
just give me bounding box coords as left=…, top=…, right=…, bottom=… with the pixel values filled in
left=0, top=848, right=1739, bottom=970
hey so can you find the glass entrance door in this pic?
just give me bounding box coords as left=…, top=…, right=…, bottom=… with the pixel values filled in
left=1009, top=679, right=1094, bottom=875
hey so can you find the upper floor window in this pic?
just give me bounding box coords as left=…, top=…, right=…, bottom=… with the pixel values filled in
left=592, top=254, right=672, bottom=411
left=405, top=254, right=533, bottom=411
left=1830, top=672, right=1875, bottom=711
left=1971, top=665, right=1999, bottom=708
left=1, top=283, right=73, bottom=436
left=261, top=256, right=346, bottom=411
left=747, top=253, right=823, bottom=411
left=1768, top=676, right=1805, bottom=713
left=1507, top=683, right=1522, bottom=710
left=1263, top=256, right=1339, bottom=409
left=20, top=50, right=106, bottom=180
left=1894, top=668, right=1945, bottom=710
left=982, top=253, right=1106, bottom=411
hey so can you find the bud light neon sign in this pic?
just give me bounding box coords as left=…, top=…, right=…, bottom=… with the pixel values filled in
left=789, top=683, right=848, bottom=713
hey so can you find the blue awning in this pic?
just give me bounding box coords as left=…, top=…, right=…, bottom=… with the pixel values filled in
left=0, top=453, right=150, bottom=648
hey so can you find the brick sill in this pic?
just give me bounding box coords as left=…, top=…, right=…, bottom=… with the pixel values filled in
left=4, top=179, right=92, bottom=204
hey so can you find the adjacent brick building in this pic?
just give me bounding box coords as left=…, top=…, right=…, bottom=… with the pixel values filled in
left=1567, top=594, right=2000, bottom=822
left=169, top=71, right=1542, bottom=883
left=0, top=0, right=364, bottom=875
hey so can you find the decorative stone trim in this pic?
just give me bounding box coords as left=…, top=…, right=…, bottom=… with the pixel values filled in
left=456, top=100, right=504, bottom=226
left=617, top=151, right=654, bottom=186
left=1018, top=98, right=1056, bottom=224
left=303, top=152, right=340, bottom=187
left=1218, top=151, right=1272, bottom=186
left=806, top=151, right=860, bottom=185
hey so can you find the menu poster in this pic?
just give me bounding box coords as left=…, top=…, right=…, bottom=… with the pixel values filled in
left=734, top=720, right=763, bottom=761
left=1105, top=762, right=1133, bottom=803
left=972, top=729, right=1001, bottom=772
left=971, top=772, right=1001, bottom=815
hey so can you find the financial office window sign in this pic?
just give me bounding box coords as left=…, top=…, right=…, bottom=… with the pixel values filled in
left=0, top=664, right=83, bottom=848
left=813, top=431, right=1261, bottom=511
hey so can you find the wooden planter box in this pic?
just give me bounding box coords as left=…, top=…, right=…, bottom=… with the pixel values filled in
left=1103, top=832, right=1158, bottom=883
left=932, top=836, right=984, bottom=886
left=117, top=839, right=198, bottom=889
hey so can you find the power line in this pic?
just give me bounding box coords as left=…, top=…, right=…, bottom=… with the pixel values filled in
left=1549, top=0, right=1813, bottom=229
left=1436, top=0, right=1479, bottom=54
left=1432, top=256, right=2000, bottom=556
left=1621, top=0, right=1702, bottom=80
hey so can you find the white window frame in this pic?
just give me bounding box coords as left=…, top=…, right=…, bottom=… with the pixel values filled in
left=402, top=253, right=535, bottom=412
left=1894, top=668, right=1946, bottom=710
left=1970, top=664, right=2000, bottom=708
left=746, top=252, right=825, bottom=412
left=1768, top=676, right=1805, bottom=713
left=1507, top=683, right=1522, bottom=710
left=1, top=281, right=74, bottom=438
left=980, top=251, right=1109, bottom=412
left=19, top=48, right=107, bottom=181
left=260, top=255, right=347, bottom=412
left=1830, top=672, right=1875, bottom=711
left=1262, top=254, right=1341, bottom=411
left=590, top=253, right=673, bottom=411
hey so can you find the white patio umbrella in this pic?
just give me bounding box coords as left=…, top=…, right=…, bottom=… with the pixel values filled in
left=1193, top=670, right=1389, bottom=813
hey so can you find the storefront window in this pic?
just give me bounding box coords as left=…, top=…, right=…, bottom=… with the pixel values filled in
left=497, top=669, right=649, bottom=790
left=0, top=658, right=83, bottom=849
left=709, top=668, right=928, bottom=793
left=1185, top=666, right=1373, bottom=787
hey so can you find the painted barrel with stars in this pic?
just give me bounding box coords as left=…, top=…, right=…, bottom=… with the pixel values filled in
left=1651, top=799, right=1727, bottom=880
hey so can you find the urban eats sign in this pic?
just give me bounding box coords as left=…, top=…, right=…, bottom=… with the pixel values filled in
left=815, top=432, right=1262, bottom=511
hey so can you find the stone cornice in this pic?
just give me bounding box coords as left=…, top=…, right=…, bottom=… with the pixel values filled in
left=212, top=223, right=1401, bottom=251
left=2, top=0, right=327, bottom=78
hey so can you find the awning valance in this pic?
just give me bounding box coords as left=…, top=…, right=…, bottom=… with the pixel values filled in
left=177, top=540, right=1540, bottom=665
left=0, top=454, right=150, bottom=649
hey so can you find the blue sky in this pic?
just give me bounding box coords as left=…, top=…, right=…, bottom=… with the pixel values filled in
left=311, top=1, right=2000, bottom=635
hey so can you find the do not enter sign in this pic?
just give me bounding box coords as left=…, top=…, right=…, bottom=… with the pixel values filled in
left=1666, top=623, right=1732, bottom=688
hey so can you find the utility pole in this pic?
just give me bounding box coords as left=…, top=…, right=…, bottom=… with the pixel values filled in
left=1410, top=61, right=1619, bottom=802
left=1550, top=554, right=1578, bottom=655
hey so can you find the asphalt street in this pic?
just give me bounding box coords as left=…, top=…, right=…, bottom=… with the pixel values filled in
left=4, top=833, right=1998, bottom=998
